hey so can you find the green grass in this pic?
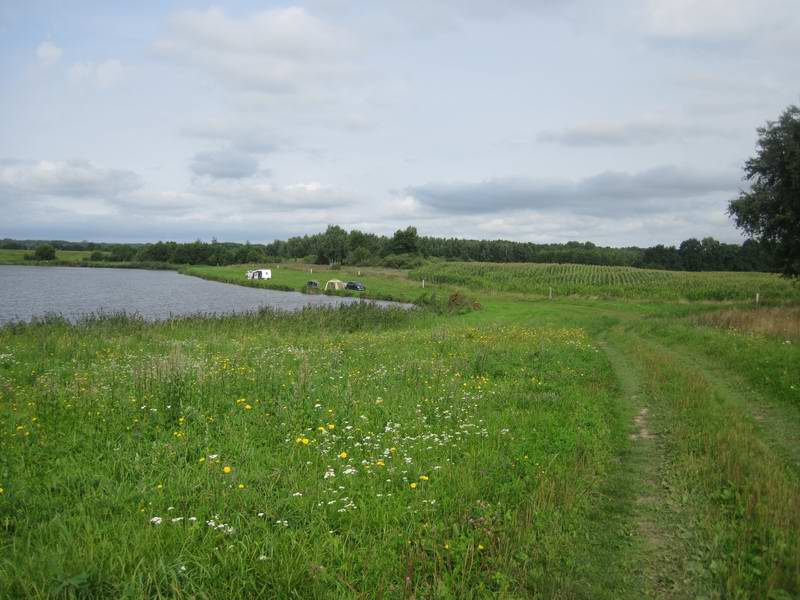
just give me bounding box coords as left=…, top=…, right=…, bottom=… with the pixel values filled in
left=183, top=263, right=450, bottom=304
left=0, top=306, right=634, bottom=598
left=411, top=261, right=800, bottom=302
left=2, top=261, right=800, bottom=597
left=0, top=249, right=91, bottom=264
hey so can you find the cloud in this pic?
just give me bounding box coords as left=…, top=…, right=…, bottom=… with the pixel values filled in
left=155, top=7, right=355, bottom=93
left=36, top=41, right=62, bottom=68
left=538, top=115, right=731, bottom=146
left=191, top=149, right=260, bottom=179
left=67, top=59, right=124, bottom=88
left=194, top=178, right=354, bottom=210
left=181, top=117, right=283, bottom=154
left=406, top=165, right=739, bottom=216
left=640, top=0, right=800, bottom=46
left=0, top=159, right=142, bottom=199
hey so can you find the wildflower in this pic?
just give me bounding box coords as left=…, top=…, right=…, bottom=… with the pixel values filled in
left=198, top=457, right=205, bottom=463
left=0, top=487, right=4, bottom=495
left=419, top=475, right=429, bottom=481
left=338, top=451, right=348, bottom=459
left=478, top=544, right=485, bottom=550
left=375, top=460, right=385, bottom=468
left=296, top=437, right=310, bottom=445
left=244, top=404, right=252, bottom=410
left=223, top=466, right=233, bottom=474
left=444, top=543, right=450, bottom=549
left=258, top=555, right=267, bottom=561
left=327, top=423, right=335, bottom=430
left=150, top=517, right=162, bottom=525
left=410, top=482, right=417, bottom=489
left=155, top=484, right=163, bottom=490
left=238, top=483, right=246, bottom=489
left=318, top=426, right=325, bottom=432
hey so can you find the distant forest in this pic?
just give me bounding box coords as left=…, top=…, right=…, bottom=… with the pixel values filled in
left=1, top=225, right=777, bottom=272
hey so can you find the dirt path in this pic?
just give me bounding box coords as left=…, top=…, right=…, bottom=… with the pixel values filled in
left=600, top=335, right=695, bottom=599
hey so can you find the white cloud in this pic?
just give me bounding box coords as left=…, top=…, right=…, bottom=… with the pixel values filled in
left=67, top=60, right=124, bottom=88
left=36, top=41, right=62, bottom=68
left=155, top=7, right=356, bottom=93
left=0, top=159, right=142, bottom=199
left=640, top=0, right=800, bottom=45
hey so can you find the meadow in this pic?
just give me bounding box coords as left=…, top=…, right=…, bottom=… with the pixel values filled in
left=2, top=262, right=800, bottom=598
left=0, top=249, right=92, bottom=265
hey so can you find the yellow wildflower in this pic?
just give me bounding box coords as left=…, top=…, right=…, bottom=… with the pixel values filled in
left=198, top=457, right=205, bottom=463
left=238, top=483, right=246, bottom=489
left=327, top=423, right=335, bottom=430
left=223, top=466, right=233, bottom=474
left=338, top=451, right=348, bottom=459
left=409, top=482, right=417, bottom=489
left=244, top=404, right=252, bottom=410
left=419, top=475, right=429, bottom=481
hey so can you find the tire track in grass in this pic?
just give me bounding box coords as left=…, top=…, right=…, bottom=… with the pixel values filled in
left=600, top=334, right=699, bottom=599
left=636, top=335, right=800, bottom=474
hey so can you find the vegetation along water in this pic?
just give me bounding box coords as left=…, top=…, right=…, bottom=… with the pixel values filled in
left=1, top=259, right=799, bottom=598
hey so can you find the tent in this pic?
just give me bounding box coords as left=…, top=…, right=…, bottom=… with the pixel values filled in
left=324, top=279, right=346, bottom=291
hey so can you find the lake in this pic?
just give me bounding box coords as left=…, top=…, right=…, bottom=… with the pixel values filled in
left=0, top=265, right=407, bottom=324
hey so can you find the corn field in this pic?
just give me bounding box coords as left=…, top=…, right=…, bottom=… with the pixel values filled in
left=410, top=262, right=800, bottom=301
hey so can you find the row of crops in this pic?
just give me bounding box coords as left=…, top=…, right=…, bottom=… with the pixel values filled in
left=410, top=262, right=800, bottom=302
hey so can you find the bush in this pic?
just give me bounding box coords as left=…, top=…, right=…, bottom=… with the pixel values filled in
left=33, top=244, right=56, bottom=260
left=381, top=253, right=425, bottom=269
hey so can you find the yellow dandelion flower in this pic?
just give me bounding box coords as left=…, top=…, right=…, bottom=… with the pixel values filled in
left=409, top=482, right=417, bottom=489
left=318, top=426, right=325, bottom=432
left=338, top=451, right=348, bottom=459
left=0, top=487, right=4, bottom=495
left=301, top=437, right=310, bottom=445
left=244, top=404, right=252, bottom=410
left=223, top=466, right=233, bottom=474
left=478, top=544, right=485, bottom=550
left=327, top=423, right=335, bottom=430
left=238, top=483, right=246, bottom=489
left=444, top=543, right=450, bottom=550
left=419, top=475, right=429, bottom=481
left=375, top=460, right=385, bottom=468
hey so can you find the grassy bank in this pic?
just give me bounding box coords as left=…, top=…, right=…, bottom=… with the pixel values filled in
left=2, top=261, right=800, bottom=597
left=1, top=305, right=631, bottom=597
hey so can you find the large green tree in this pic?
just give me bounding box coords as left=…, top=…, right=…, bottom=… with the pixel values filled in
left=729, top=105, right=800, bottom=277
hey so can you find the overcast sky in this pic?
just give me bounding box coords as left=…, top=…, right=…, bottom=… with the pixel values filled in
left=1, top=0, right=798, bottom=246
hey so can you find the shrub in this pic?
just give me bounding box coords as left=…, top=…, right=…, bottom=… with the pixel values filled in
left=33, top=244, right=56, bottom=260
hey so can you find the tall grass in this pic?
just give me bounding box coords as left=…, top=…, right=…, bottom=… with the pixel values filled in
left=0, top=306, right=626, bottom=597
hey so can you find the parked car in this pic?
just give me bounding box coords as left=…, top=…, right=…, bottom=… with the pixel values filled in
left=306, top=280, right=320, bottom=288
left=346, top=281, right=366, bottom=291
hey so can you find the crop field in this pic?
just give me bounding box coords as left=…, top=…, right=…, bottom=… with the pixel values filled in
left=410, top=261, right=800, bottom=302
left=2, top=263, right=800, bottom=598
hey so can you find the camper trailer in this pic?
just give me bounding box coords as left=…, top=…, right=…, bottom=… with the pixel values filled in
left=246, top=269, right=272, bottom=280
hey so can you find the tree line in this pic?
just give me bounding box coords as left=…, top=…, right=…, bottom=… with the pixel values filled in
left=1, top=227, right=777, bottom=272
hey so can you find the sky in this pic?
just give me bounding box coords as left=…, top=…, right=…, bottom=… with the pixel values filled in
left=1, top=0, right=798, bottom=246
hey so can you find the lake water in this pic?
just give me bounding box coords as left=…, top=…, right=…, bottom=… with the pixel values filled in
left=0, top=265, right=407, bottom=325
